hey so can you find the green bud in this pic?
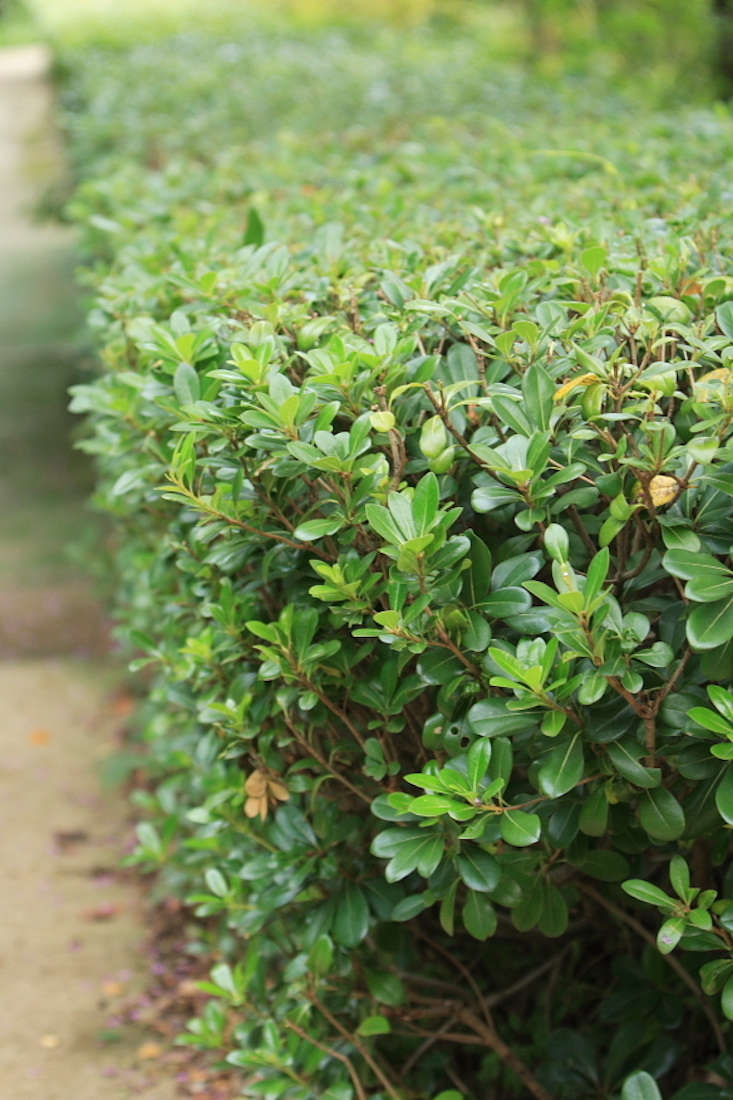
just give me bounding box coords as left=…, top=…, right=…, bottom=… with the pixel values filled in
left=420, top=415, right=449, bottom=459
left=369, top=410, right=396, bottom=432
left=544, top=523, right=570, bottom=563
left=428, top=445, right=455, bottom=473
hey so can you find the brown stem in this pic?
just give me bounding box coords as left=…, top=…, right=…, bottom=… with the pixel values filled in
left=283, top=1019, right=366, bottom=1100
left=302, top=677, right=367, bottom=749
left=652, top=647, right=692, bottom=714
left=458, top=1008, right=554, bottom=1100
left=168, top=478, right=330, bottom=561
left=282, top=711, right=372, bottom=805
left=569, top=505, right=596, bottom=555
left=577, top=881, right=726, bottom=1054
left=310, top=994, right=401, bottom=1100
left=643, top=714, right=657, bottom=769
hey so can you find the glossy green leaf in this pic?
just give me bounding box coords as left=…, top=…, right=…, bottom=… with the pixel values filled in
left=538, top=734, right=585, bottom=797
left=715, top=766, right=733, bottom=824
left=638, top=788, right=686, bottom=841
left=333, top=883, right=369, bottom=947
left=621, top=1071, right=662, bottom=1100
left=462, top=891, right=497, bottom=940
left=456, top=848, right=501, bottom=892
left=500, top=809, right=541, bottom=846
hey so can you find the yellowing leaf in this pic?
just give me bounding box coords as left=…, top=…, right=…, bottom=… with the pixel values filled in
left=244, top=770, right=267, bottom=797
left=694, top=368, right=732, bottom=402
left=136, top=1041, right=163, bottom=1060
left=244, top=795, right=268, bottom=820
left=647, top=475, right=679, bottom=509
left=267, top=779, right=290, bottom=802
left=553, top=373, right=599, bottom=402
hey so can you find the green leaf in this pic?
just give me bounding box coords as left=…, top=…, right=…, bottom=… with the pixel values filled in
left=685, top=572, right=733, bottom=603
left=662, top=548, right=728, bottom=582
left=579, top=788, right=608, bottom=836
left=462, top=532, right=492, bottom=605
left=544, top=523, right=570, bottom=562
left=638, top=788, right=686, bottom=841
left=700, top=958, right=733, bottom=995
left=605, top=740, right=661, bottom=789
left=173, top=361, right=201, bottom=405
left=621, top=1071, right=662, bottom=1100
left=722, top=975, right=733, bottom=1022
left=412, top=472, right=439, bottom=534
left=716, top=300, right=733, bottom=340
left=204, top=868, right=228, bottom=897
left=366, top=971, right=405, bottom=1006
left=584, top=547, right=609, bottom=603
left=538, top=734, right=585, bottom=797
left=708, top=684, right=733, bottom=722
left=391, top=895, right=429, bottom=921
left=538, top=884, right=568, bottom=937
left=308, top=934, right=334, bottom=976
left=581, top=244, right=607, bottom=277
left=333, top=883, right=370, bottom=947
left=357, top=1015, right=391, bottom=1036
left=715, top=766, right=733, bottom=824
left=456, top=847, right=501, bottom=892
left=687, top=596, right=733, bottom=650
left=688, top=706, right=733, bottom=736
left=409, top=794, right=462, bottom=817
left=244, top=206, right=265, bottom=246
left=622, top=879, right=676, bottom=908
left=569, top=850, right=629, bottom=881
left=500, top=809, right=541, bottom=846
left=478, top=587, right=532, bottom=618
left=467, top=698, right=537, bottom=737
left=521, top=362, right=554, bottom=430
left=294, top=517, right=343, bottom=541
left=467, top=738, right=492, bottom=790
left=657, top=916, right=685, bottom=954
left=462, top=890, right=497, bottom=940
left=439, top=877, right=458, bottom=936
left=669, top=855, right=691, bottom=901
left=372, top=827, right=445, bottom=881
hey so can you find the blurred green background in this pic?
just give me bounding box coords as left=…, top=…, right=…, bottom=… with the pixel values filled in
left=1, top=0, right=732, bottom=101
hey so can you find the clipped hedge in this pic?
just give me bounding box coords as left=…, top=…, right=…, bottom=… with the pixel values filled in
left=63, top=23, right=733, bottom=1100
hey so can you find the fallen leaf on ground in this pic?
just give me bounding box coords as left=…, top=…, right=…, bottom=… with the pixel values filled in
left=110, top=694, right=136, bottom=717
left=39, top=1034, right=60, bottom=1048
left=53, top=829, right=89, bottom=849
left=102, top=980, right=124, bottom=997
left=29, top=729, right=51, bottom=746
left=137, top=1041, right=163, bottom=1060
left=83, top=903, right=121, bottom=921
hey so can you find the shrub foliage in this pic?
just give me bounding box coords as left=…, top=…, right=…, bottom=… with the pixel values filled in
left=63, top=23, right=733, bottom=1100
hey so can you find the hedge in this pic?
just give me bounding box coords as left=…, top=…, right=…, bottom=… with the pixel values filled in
left=62, top=21, right=733, bottom=1100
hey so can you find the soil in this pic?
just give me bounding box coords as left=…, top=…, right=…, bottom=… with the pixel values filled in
left=0, top=44, right=179, bottom=1099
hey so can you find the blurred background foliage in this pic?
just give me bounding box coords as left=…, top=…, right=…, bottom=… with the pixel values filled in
left=1, top=0, right=730, bottom=101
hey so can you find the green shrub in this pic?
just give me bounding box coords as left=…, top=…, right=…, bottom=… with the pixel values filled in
left=63, top=24, right=733, bottom=1100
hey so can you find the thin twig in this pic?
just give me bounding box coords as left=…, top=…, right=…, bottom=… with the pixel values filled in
left=578, top=881, right=726, bottom=1053
left=311, top=994, right=402, bottom=1100
left=284, top=1019, right=366, bottom=1100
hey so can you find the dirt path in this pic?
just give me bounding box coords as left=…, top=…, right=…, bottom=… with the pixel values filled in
left=0, top=45, right=178, bottom=1100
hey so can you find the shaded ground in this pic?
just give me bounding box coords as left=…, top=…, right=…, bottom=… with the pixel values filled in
left=0, top=43, right=108, bottom=655
left=0, top=44, right=179, bottom=1099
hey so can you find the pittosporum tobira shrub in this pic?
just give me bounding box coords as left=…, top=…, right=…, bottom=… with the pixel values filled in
left=64, top=24, right=733, bottom=1100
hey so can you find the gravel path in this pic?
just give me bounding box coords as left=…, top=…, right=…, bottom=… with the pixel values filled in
left=0, top=45, right=177, bottom=1100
